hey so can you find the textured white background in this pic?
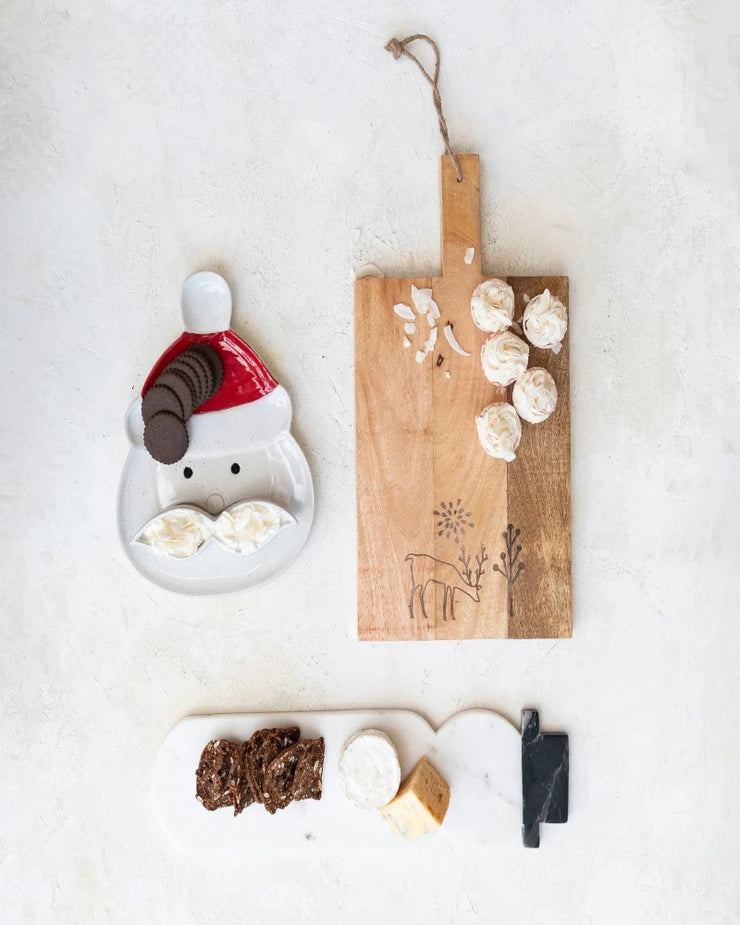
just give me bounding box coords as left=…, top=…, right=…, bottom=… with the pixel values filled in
left=1, top=1, right=739, bottom=922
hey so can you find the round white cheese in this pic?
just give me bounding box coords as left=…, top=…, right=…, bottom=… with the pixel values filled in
left=339, top=729, right=401, bottom=810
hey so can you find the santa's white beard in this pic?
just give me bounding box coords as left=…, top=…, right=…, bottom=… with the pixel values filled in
left=135, top=500, right=295, bottom=558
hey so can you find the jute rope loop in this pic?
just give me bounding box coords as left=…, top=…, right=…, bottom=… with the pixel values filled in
left=385, top=33, right=463, bottom=182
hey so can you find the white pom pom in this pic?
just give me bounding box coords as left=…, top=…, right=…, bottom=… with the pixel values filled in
left=181, top=271, right=233, bottom=334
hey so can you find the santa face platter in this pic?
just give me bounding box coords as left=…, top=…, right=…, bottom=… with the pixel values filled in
left=117, top=271, right=314, bottom=595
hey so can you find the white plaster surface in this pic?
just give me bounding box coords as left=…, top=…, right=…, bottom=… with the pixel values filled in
left=1, top=1, right=739, bottom=921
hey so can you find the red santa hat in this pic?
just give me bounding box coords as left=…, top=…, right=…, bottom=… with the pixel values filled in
left=137, top=272, right=292, bottom=457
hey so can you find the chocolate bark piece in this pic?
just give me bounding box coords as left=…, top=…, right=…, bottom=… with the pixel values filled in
left=229, top=741, right=255, bottom=816
left=141, top=383, right=185, bottom=422
left=244, top=727, right=301, bottom=805
left=195, top=739, right=240, bottom=811
left=262, top=737, right=325, bottom=813
left=263, top=743, right=303, bottom=814
left=189, top=342, right=224, bottom=395
left=156, top=369, right=197, bottom=419
left=143, top=410, right=189, bottom=464
left=291, top=737, right=325, bottom=802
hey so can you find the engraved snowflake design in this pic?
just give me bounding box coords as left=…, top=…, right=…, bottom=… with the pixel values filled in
left=433, top=499, right=474, bottom=545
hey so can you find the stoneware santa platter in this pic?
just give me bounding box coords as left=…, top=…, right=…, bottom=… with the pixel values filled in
left=117, top=271, right=314, bottom=595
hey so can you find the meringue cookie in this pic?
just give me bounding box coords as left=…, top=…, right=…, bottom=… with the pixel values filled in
left=470, top=278, right=515, bottom=333
left=512, top=367, right=558, bottom=423
left=522, top=289, right=568, bottom=350
left=476, top=402, right=522, bottom=461
left=480, top=331, right=529, bottom=386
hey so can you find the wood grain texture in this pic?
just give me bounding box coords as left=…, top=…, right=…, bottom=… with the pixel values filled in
left=506, top=277, right=571, bottom=638
left=431, top=157, right=507, bottom=638
left=355, top=155, right=571, bottom=640
left=355, top=275, right=435, bottom=640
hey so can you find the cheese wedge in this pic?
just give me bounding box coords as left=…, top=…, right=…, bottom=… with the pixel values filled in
left=380, top=756, right=450, bottom=840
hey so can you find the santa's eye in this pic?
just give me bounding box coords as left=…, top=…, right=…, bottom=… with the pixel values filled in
left=183, top=467, right=193, bottom=479
left=230, top=463, right=240, bottom=474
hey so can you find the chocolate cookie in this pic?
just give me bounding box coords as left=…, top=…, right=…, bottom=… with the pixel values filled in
left=195, top=740, right=240, bottom=812
left=189, top=342, right=224, bottom=396
left=179, top=348, right=214, bottom=408
left=291, top=738, right=325, bottom=802
left=155, top=368, right=197, bottom=419
left=143, top=410, right=189, bottom=464
left=168, top=353, right=207, bottom=408
left=141, top=383, right=185, bottom=422
left=244, top=727, right=300, bottom=805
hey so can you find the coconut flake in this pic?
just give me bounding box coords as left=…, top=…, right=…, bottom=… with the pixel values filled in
left=443, top=324, right=471, bottom=357
left=464, top=247, right=475, bottom=265
left=403, top=337, right=411, bottom=348
left=427, top=313, right=436, bottom=327
left=404, top=322, right=416, bottom=335
left=415, top=350, right=426, bottom=363
left=411, top=285, right=434, bottom=314
left=424, top=327, right=438, bottom=354
left=510, top=320, right=523, bottom=335
left=551, top=341, right=563, bottom=355
left=429, top=299, right=440, bottom=321
left=523, top=294, right=530, bottom=304
left=394, top=302, right=415, bottom=321
left=445, top=371, right=451, bottom=379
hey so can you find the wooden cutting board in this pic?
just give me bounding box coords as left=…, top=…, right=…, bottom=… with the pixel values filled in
left=355, top=155, right=571, bottom=640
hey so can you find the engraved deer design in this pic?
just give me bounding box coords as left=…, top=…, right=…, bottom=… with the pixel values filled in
left=406, top=545, right=488, bottom=621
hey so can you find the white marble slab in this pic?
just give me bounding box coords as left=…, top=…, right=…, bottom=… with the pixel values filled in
left=153, top=709, right=521, bottom=856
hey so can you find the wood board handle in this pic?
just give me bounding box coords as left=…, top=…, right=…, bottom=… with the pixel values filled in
left=440, top=154, right=482, bottom=278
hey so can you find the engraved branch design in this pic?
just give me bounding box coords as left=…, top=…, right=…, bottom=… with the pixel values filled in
left=492, top=524, right=525, bottom=620
left=407, top=543, right=488, bottom=621
left=458, top=545, right=488, bottom=588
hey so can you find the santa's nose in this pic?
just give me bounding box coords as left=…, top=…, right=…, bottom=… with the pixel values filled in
left=205, top=492, right=225, bottom=515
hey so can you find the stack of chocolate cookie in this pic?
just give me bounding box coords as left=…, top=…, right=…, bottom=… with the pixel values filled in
left=196, top=727, right=325, bottom=817
left=142, top=343, right=224, bottom=464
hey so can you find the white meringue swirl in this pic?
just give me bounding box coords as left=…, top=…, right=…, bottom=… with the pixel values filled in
left=512, top=367, right=558, bottom=423
left=522, top=289, right=568, bottom=349
left=470, top=278, right=515, bottom=333
left=480, top=331, right=529, bottom=386
left=475, top=402, right=522, bottom=461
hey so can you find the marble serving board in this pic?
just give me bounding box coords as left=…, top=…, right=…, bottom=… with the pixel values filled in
left=152, top=709, right=521, bottom=857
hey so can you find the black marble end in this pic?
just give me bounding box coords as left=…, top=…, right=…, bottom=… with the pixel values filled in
left=521, top=709, right=569, bottom=848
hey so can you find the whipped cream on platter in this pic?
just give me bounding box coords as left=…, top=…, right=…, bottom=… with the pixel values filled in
left=135, top=501, right=294, bottom=558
